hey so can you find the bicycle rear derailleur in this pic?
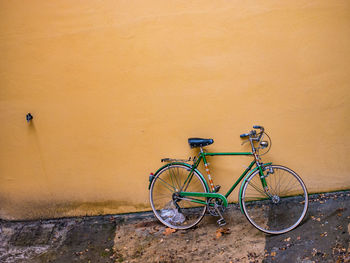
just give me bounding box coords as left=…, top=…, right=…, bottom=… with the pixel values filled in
left=207, top=198, right=226, bottom=226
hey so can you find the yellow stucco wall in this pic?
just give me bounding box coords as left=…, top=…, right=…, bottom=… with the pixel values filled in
left=1, top=0, right=349, bottom=220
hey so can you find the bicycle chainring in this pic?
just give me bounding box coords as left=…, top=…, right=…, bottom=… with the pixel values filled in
left=207, top=198, right=225, bottom=217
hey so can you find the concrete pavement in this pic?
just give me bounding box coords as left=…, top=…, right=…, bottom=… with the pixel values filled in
left=0, top=191, right=349, bottom=262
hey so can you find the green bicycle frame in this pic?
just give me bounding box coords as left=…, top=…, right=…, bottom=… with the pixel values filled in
left=177, top=150, right=271, bottom=208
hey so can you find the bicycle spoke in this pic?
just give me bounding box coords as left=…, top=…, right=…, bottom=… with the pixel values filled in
left=175, top=167, right=182, bottom=190
left=247, top=180, right=269, bottom=198
left=167, top=168, right=177, bottom=189
left=241, top=165, right=308, bottom=234
left=266, top=176, right=278, bottom=196
left=280, top=180, right=303, bottom=196
left=273, top=168, right=277, bottom=195
left=157, top=176, right=176, bottom=192
left=182, top=172, right=194, bottom=192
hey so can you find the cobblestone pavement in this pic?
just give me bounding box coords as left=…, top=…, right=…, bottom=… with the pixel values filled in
left=0, top=191, right=349, bottom=263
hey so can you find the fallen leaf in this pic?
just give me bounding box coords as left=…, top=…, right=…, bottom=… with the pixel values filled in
left=215, top=228, right=231, bottom=239
left=216, top=231, right=222, bottom=239
left=284, top=237, right=291, bottom=242
left=163, top=227, right=176, bottom=235
left=271, top=251, right=276, bottom=257
left=320, top=232, right=328, bottom=237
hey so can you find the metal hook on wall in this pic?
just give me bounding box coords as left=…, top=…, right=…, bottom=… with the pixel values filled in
left=26, top=113, right=33, bottom=123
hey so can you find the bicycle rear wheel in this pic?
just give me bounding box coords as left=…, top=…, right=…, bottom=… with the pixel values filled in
left=240, top=165, right=308, bottom=234
left=150, top=164, right=208, bottom=229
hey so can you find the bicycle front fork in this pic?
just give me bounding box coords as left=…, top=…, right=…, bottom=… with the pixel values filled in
left=260, top=165, right=274, bottom=198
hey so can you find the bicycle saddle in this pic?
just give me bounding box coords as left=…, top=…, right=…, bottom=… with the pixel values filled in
left=188, top=138, right=214, bottom=148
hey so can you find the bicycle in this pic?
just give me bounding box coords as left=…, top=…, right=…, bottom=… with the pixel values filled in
left=148, top=126, right=308, bottom=234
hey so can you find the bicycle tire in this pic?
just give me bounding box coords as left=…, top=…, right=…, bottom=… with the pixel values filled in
left=240, top=165, right=308, bottom=234
left=150, top=164, right=208, bottom=229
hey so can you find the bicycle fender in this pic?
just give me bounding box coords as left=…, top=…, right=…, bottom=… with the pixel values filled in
left=238, top=162, right=272, bottom=213
left=148, top=162, right=210, bottom=192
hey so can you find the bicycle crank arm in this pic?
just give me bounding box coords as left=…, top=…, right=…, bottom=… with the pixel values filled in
left=179, top=192, right=228, bottom=207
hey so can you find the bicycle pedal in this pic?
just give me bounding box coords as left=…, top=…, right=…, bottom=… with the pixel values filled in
left=217, top=218, right=226, bottom=227
left=214, top=185, right=221, bottom=193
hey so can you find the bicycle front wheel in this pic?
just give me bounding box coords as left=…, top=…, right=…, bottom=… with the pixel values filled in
left=150, top=164, right=208, bottom=229
left=240, top=165, right=308, bottom=234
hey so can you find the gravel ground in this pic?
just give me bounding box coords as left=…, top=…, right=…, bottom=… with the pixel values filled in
left=0, top=191, right=349, bottom=263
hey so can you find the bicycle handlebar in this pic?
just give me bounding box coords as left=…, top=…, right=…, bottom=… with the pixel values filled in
left=240, top=133, right=250, bottom=138
left=240, top=125, right=264, bottom=139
